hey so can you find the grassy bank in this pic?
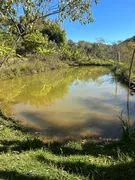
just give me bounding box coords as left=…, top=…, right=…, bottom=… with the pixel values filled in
left=0, top=54, right=68, bottom=80
left=0, top=55, right=114, bottom=80
left=0, top=112, right=135, bottom=180
left=112, top=62, right=135, bottom=91
left=69, top=58, right=114, bottom=67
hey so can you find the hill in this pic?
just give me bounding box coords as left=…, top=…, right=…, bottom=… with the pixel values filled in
left=122, top=35, right=135, bottom=44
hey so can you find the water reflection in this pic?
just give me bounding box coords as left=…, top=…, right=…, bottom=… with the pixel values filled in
left=0, top=66, right=135, bottom=141
left=0, top=67, right=110, bottom=110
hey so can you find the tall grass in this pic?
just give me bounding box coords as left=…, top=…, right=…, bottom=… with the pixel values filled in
left=0, top=54, right=68, bottom=80
left=119, top=115, right=135, bottom=143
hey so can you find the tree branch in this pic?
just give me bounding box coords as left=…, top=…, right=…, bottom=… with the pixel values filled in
left=0, top=35, right=21, bottom=70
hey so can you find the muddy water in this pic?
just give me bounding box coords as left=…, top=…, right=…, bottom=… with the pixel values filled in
left=0, top=67, right=135, bottom=141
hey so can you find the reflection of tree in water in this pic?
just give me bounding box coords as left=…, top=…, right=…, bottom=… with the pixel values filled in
left=0, top=67, right=110, bottom=109
left=0, top=103, right=14, bottom=116
left=0, top=82, right=25, bottom=115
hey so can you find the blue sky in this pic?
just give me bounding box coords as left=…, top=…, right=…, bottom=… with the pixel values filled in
left=62, top=0, right=135, bottom=43
left=16, top=0, right=134, bottom=43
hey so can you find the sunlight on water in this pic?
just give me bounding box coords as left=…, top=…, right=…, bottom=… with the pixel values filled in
left=0, top=67, right=135, bottom=141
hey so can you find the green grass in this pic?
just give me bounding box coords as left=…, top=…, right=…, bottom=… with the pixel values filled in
left=69, top=58, right=114, bottom=67
left=0, top=51, right=115, bottom=80
left=0, top=54, right=68, bottom=80
left=112, top=62, right=135, bottom=86
left=0, top=113, right=135, bottom=180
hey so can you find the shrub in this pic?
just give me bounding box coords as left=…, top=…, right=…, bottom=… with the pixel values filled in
left=22, top=32, right=48, bottom=53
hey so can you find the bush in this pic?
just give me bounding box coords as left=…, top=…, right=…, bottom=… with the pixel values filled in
left=41, top=20, right=66, bottom=46
left=22, top=32, right=48, bottom=53
left=60, top=45, right=81, bottom=61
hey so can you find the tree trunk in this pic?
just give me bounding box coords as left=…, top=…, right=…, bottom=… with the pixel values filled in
left=126, top=48, right=135, bottom=126
left=128, top=48, right=135, bottom=88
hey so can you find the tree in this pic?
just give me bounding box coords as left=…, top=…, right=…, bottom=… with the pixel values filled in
left=0, top=0, right=99, bottom=37
left=77, top=41, right=92, bottom=55
left=96, top=37, right=105, bottom=45
left=0, top=0, right=98, bottom=69
left=67, top=40, right=77, bottom=50
left=109, top=41, right=121, bottom=61
left=119, top=41, right=135, bottom=62
left=91, top=43, right=98, bottom=57
left=41, top=20, right=66, bottom=46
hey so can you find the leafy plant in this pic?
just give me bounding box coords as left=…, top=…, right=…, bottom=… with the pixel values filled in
left=22, top=32, right=48, bottom=53
left=36, top=47, right=55, bottom=55
left=60, top=45, right=81, bottom=61
left=0, top=42, right=16, bottom=57
left=41, top=21, right=66, bottom=46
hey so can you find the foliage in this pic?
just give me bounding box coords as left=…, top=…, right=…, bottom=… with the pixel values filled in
left=36, top=47, right=55, bottom=55
left=0, top=55, right=68, bottom=80
left=75, top=38, right=135, bottom=63
left=77, top=41, right=105, bottom=59
left=119, top=111, right=135, bottom=143
left=67, top=40, right=77, bottom=50
left=60, top=45, right=81, bottom=61
left=41, top=21, right=66, bottom=46
left=0, top=0, right=98, bottom=69
left=77, top=41, right=92, bottom=58
left=113, top=61, right=135, bottom=85
left=0, top=0, right=98, bottom=38
left=0, top=42, right=16, bottom=57
left=0, top=30, right=15, bottom=47
left=119, top=41, right=135, bottom=62
left=73, top=58, right=114, bottom=66
left=22, top=32, right=48, bottom=53
left=0, top=42, right=16, bottom=66
left=121, top=119, right=135, bottom=143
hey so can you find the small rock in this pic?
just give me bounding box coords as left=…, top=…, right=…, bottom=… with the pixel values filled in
left=81, top=139, right=86, bottom=144
left=0, top=125, right=4, bottom=130
left=12, top=151, right=19, bottom=154
left=108, top=156, right=112, bottom=159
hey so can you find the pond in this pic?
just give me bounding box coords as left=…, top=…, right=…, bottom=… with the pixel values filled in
left=0, top=66, right=135, bottom=141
